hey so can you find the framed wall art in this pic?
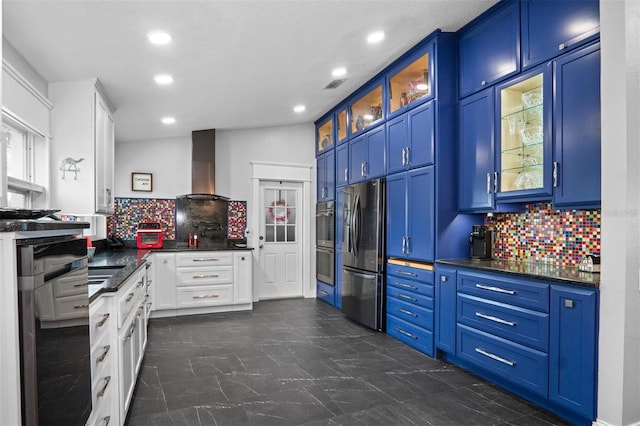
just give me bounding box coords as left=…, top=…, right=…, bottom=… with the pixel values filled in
left=132, top=172, right=152, bottom=192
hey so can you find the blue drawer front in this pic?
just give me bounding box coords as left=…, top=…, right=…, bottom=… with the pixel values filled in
left=387, top=283, right=434, bottom=309
left=457, top=324, right=548, bottom=397
left=386, top=275, right=434, bottom=299
left=387, top=315, right=434, bottom=357
left=458, top=294, right=549, bottom=352
left=386, top=262, right=434, bottom=284
left=387, top=296, right=434, bottom=330
left=458, top=271, right=549, bottom=312
left=317, top=280, right=335, bottom=306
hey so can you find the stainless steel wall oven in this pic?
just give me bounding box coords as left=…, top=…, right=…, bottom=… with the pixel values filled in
left=316, top=201, right=335, bottom=285
left=316, top=247, right=335, bottom=285
left=16, top=235, right=91, bottom=426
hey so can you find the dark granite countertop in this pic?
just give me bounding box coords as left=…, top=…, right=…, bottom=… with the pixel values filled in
left=436, top=258, right=600, bottom=288
left=88, top=244, right=254, bottom=301
left=0, top=219, right=90, bottom=232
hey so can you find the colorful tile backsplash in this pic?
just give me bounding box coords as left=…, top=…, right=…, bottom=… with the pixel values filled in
left=107, top=198, right=248, bottom=240
left=485, top=202, right=600, bottom=267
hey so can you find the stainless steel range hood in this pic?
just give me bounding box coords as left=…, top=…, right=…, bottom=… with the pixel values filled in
left=191, top=129, right=227, bottom=199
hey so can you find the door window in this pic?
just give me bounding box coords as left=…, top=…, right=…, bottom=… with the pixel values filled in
left=264, top=188, right=297, bottom=243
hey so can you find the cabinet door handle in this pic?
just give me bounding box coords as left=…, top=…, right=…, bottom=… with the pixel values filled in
left=558, top=43, right=566, bottom=51
left=73, top=304, right=89, bottom=309
left=192, top=274, right=219, bottom=279
left=193, top=258, right=220, bottom=262
left=395, top=270, right=418, bottom=278
left=475, top=312, right=516, bottom=327
left=486, top=173, right=492, bottom=194
left=475, top=347, right=515, bottom=367
left=125, top=322, right=137, bottom=341
left=360, top=162, right=365, bottom=177
left=96, top=313, right=110, bottom=328
left=96, top=345, right=111, bottom=363
left=493, top=172, right=499, bottom=193
left=396, top=307, right=418, bottom=318
left=97, top=376, right=111, bottom=398
left=553, top=162, right=559, bottom=187
left=396, top=328, right=418, bottom=339
left=103, top=415, right=111, bottom=426
left=405, top=147, right=410, bottom=165
left=74, top=282, right=88, bottom=287
left=481, top=80, right=487, bottom=86
left=475, top=284, right=516, bottom=295
left=394, top=293, right=418, bottom=302
left=394, top=282, right=418, bottom=290
left=126, top=292, right=135, bottom=302
left=401, top=147, right=407, bottom=166
left=401, top=236, right=406, bottom=254
left=405, top=236, right=411, bottom=254
left=440, top=275, right=448, bottom=282
left=344, top=168, right=348, bottom=182
left=193, top=294, right=220, bottom=299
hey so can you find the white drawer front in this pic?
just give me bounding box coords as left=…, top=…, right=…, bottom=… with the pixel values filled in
left=90, top=327, right=114, bottom=382
left=52, top=266, right=89, bottom=297
left=117, top=276, right=145, bottom=328
left=177, top=266, right=233, bottom=286
left=90, top=372, right=116, bottom=426
left=90, top=297, right=112, bottom=343
left=176, top=285, right=233, bottom=308
left=176, top=251, right=233, bottom=267
left=54, top=293, right=90, bottom=320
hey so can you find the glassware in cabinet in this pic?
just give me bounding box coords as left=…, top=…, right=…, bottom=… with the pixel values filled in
left=350, top=84, right=383, bottom=135
left=388, top=52, right=431, bottom=114
left=316, top=117, right=333, bottom=154
left=336, top=108, right=348, bottom=144
left=499, top=73, right=545, bottom=192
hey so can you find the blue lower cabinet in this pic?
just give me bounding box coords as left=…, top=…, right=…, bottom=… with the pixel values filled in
left=385, top=260, right=435, bottom=357
left=316, top=280, right=335, bottom=305
left=435, top=265, right=457, bottom=354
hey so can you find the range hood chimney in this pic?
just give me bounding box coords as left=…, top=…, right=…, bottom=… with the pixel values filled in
left=191, top=129, right=220, bottom=197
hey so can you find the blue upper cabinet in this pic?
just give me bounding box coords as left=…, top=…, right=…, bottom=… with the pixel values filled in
left=335, top=143, right=349, bottom=188
left=348, top=79, right=385, bottom=138
left=459, top=0, right=520, bottom=99
left=386, top=100, right=435, bottom=175
left=521, top=0, right=599, bottom=70
left=386, top=42, right=435, bottom=120
left=553, top=42, right=601, bottom=209
left=459, top=88, right=495, bottom=212
left=349, top=124, right=385, bottom=184
left=315, top=113, right=334, bottom=157
left=316, top=150, right=335, bottom=202
left=495, top=63, right=552, bottom=202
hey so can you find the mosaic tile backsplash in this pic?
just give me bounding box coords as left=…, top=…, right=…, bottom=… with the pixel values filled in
left=485, top=202, right=600, bottom=267
left=107, top=198, right=247, bottom=240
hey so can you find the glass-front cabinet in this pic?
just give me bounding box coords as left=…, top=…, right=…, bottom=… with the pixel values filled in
left=349, top=81, right=384, bottom=137
left=316, top=115, right=334, bottom=155
left=496, top=64, right=552, bottom=201
left=336, top=107, right=348, bottom=145
left=387, top=46, right=433, bottom=117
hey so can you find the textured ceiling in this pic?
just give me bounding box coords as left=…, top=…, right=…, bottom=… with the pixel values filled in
left=3, top=0, right=497, bottom=142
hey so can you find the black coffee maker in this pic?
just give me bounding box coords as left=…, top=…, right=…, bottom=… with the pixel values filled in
left=469, top=225, right=494, bottom=260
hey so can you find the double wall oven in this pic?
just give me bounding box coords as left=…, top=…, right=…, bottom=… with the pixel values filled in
left=315, top=201, right=335, bottom=285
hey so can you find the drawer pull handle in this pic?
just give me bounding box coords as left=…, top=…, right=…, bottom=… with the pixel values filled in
left=396, top=307, right=418, bottom=318
left=475, top=312, right=516, bottom=327
left=475, top=347, right=515, bottom=367
left=73, top=282, right=89, bottom=287
left=126, top=292, right=135, bottom=302
left=396, top=328, right=417, bottom=339
left=193, top=258, right=220, bottom=262
left=395, top=270, right=418, bottom=277
left=103, top=415, right=111, bottom=426
left=193, top=294, right=220, bottom=299
left=394, top=282, right=418, bottom=290
left=475, top=284, right=516, bottom=295
left=125, top=322, right=137, bottom=341
left=319, top=290, right=329, bottom=296
left=192, top=274, right=219, bottom=279
left=395, top=293, right=418, bottom=302
left=73, top=304, right=89, bottom=309
left=96, top=313, right=110, bottom=328
left=136, top=280, right=144, bottom=288
left=96, top=345, right=111, bottom=363
left=97, top=376, right=111, bottom=397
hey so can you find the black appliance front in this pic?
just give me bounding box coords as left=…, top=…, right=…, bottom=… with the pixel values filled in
left=16, top=235, right=91, bottom=426
left=342, top=266, right=384, bottom=331
left=316, top=246, right=335, bottom=285
left=315, top=201, right=335, bottom=248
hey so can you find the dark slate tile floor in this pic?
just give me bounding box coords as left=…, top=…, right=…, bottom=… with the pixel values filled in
left=125, top=299, right=570, bottom=426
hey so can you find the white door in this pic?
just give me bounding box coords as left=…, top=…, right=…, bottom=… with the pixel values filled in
left=257, top=180, right=303, bottom=299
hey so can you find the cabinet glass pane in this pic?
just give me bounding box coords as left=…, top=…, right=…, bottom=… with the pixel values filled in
left=350, top=85, right=383, bottom=133
left=317, top=119, right=333, bottom=152
left=336, top=109, right=347, bottom=143
left=500, top=73, right=544, bottom=192
left=389, top=53, right=430, bottom=113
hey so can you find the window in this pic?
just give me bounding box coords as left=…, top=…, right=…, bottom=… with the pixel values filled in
left=263, top=188, right=297, bottom=243
left=2, top=112, right=46, bottom=208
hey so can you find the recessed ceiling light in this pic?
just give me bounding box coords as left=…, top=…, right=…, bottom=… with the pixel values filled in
left=161, top=117, right=176, bottom=124
left=147, top=30, right=172, bottom=45
left=332, top=67, right=347, bottom=77
left=367, top=31, right=385, bottom=44
left=154, top=74, right=174, bottom=85
left=293, top=105, right=306, bottom=113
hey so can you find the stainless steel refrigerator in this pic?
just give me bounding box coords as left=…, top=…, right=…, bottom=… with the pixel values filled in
left=341, top=178, right=385, bottom=331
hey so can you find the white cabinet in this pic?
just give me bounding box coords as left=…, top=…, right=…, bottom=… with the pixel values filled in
left=49, top=79, right=115, bottom=215
left=150, top=250, right=253, bottom=318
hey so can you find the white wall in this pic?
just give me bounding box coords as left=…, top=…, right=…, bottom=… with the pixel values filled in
left=598, top=0, right=640, bottom=425
left=114, top=135, right=192, bottom=199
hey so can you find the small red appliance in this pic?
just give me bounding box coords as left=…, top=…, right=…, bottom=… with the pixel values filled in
left=137, top=222, right=163, bottom=249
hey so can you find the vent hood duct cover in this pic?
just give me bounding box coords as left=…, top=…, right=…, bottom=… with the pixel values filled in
left=191, top=129, right=227, bottom=199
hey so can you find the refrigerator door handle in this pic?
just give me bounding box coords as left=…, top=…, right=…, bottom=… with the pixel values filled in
left=353, top=194, right=361, bottom=257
